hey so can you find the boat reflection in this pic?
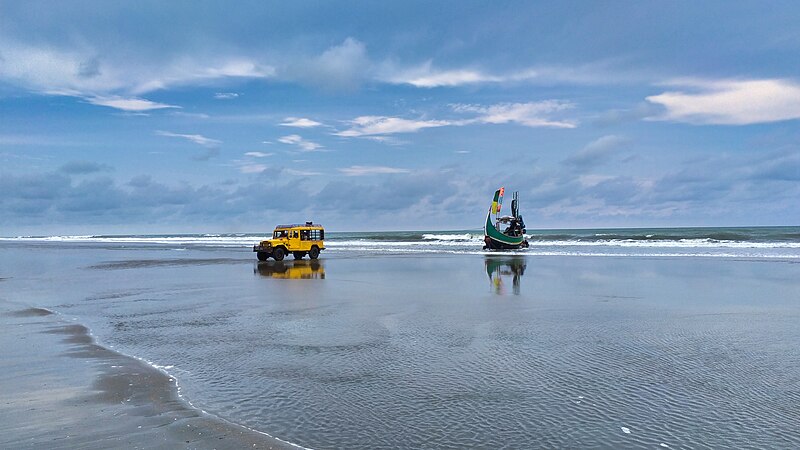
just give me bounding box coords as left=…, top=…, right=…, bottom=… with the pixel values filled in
left=255, top=260, right=325, bottom=279
left=485, top=256, right=526, bottom=295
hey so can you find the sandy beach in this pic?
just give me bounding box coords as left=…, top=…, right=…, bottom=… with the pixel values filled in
left=1, top=239, right=800, bottom=448
left=0, top=303, right=296, bottom=449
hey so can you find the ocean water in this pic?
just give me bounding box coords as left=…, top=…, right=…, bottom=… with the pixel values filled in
left=5, top=226, right=800, bottom=259
left=1, top=226, right=799, bottom=448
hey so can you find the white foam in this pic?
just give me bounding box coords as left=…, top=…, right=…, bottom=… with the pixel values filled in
left=422, top=233, right=478, bottom=241
left=621, top=426, right=631, bottom=434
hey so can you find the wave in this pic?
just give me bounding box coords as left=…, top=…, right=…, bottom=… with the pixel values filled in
left=3, top=227, right=799, bottom=258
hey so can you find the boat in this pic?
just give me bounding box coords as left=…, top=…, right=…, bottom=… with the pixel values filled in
left=483, top=187, right=529, bottom=250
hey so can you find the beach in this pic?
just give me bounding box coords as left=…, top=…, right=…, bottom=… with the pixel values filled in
left=1, top=233, right=799, bottom=448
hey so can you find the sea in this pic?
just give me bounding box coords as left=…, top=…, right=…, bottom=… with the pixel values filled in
left=4, top=225, right=800, bottom=259
left=1, top=226, right=799, bottom=448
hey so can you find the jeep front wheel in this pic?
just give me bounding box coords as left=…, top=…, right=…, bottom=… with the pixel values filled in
left=273, top=247, right=285, bottom=261
left=257, top=252, right=269, bottom=261
left=309, top=246, right=320, bottom=259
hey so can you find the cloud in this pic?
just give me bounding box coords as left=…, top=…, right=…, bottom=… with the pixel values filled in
left=334, top=101, right=576, bottom=138
left=381, top=61, right=628, bottom=88
left=280, top=117, right=323, bottom=128
left=278, top=134, right=323, bottom=151
left=156, top=131, right=221, bottom=147
left=283, top=38, right=370, bottom=91
left=453, top=101, right=577, bottom=128
left=86, top=95, right=178, bottom=111
left=335, top=116, right=452, bottom=137
left=646, top=79, right=800, bottom=125
left=0, top=38, right=274, bottom=105
left=384, top=61, right=504, bottom=87
left=285, top=169, right=322, bottom=176
left=214, top=92, right=239, bottom=99
left=128, top=60, right=276, bottom=94
left=338, top=165, right=410, bottom=176
left=59, top=161, right=112, bottom=175
left=244, top=151, right=273, bottom=158
left=239, top=164, right=268, bottom=174
left=563, top=135, right=631, bottom=168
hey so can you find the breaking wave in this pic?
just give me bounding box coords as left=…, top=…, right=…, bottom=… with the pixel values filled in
left=3, top=226, right=799, bottom=259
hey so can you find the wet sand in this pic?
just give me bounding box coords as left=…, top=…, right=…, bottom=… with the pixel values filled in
left=0, top=305, right=295, bottom=449
left=1, top=241, right=800, bottom=448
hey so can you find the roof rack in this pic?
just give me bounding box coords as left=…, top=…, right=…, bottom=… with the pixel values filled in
left=274, top=223, right=323, bottom=229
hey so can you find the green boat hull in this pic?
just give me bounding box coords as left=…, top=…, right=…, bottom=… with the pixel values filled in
left=484, top=211, right=526, bottom=249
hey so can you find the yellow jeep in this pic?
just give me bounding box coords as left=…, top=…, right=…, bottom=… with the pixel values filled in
left=253, top=222, right=325, bottom=261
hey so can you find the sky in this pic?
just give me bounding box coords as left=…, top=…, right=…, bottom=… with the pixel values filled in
left=1, top=0, right=799, bottom=235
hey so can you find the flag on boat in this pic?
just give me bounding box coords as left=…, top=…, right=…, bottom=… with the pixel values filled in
left=491, top=187, right=505, bottom=214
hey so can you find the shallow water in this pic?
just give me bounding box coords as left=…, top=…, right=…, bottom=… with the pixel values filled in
left=1, top=241, right=799, bottom=448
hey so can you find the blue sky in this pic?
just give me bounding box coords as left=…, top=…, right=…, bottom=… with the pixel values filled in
left=1, top=1, right=799, bottom=234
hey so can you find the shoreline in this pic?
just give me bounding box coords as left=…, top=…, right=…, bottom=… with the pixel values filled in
left=0, top=304, right=302, bottom=450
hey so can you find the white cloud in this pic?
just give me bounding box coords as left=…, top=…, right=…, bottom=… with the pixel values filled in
left=280, top=117, right=323, bottom=128
left=339, top=165, right=410, bottom=176
left=380, top=61, right=626, bottom=88
left=170, top=111, right=210, bottom=119
left=284, top=37, right=370, bottom=90
left=87, top=95, right=178, bottom=112
left=335, top=101, right=576, bottom=139
left=239, top=164, right=268, bottom=174
left=214, top=92, right=239, bottom=99
left=381, top=60, right=515, bottom=88
left=278, top=134, right=323, bottom=152
left=156, top=131, right=221, bottom=147
left=244, top=151, right=273, bottom=158
left=335, top=116, right=452, bottom=137
left=384, top=61, right=503, bottom=88
left=132, top=60, right=275, bottom=94
left=0, top=38, right=274, bottom=101
left=646, top=79, right=800, bottom=125
left=285, top=169, right=322, bottom=176
left=453, top=101, right=577, bottom=128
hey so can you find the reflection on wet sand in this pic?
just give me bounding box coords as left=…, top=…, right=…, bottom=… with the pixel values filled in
left=485, top=256, right=526, bottom=295
left=255, top=260, right=325, bottom=279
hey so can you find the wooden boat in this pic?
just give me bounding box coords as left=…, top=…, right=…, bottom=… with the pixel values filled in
left=483, top=188, right=529, bottom=250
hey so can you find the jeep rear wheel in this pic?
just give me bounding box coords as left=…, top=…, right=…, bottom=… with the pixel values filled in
left=257, top=251, right=268, bottom=261
left=293, top=252, right=306, bottom=259
left=273, top=247, right=285, bottom=261
left=309, top=246, right=320, bottom=259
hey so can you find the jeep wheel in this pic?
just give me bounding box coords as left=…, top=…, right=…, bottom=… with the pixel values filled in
left=257, top=252, right=269, bottom=261
left=293, top=252, right=306, bottom=260
left=309, top=246, right=320, bottom=259
left=273, top=247, right=285, bottom=261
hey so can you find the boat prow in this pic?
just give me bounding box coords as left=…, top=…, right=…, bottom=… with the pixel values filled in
left=483, top=188, right=529, bottom=250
